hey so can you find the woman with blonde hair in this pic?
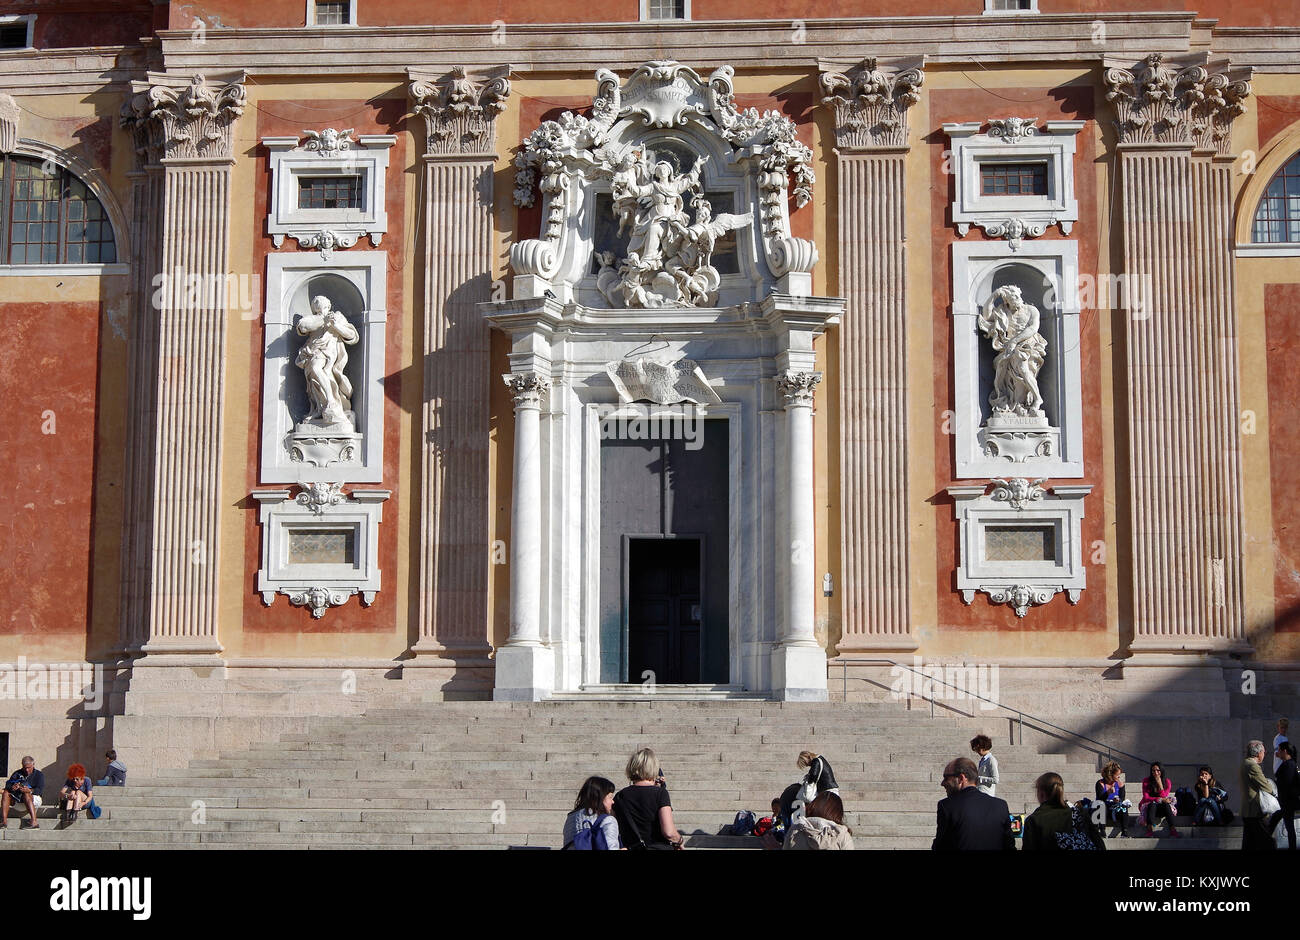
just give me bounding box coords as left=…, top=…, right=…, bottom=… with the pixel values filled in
left=1094, top=760, right=1131, bottom=837
left=612, top=747, right=684, bottom=850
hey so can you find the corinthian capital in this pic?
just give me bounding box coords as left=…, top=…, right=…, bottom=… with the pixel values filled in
left=1104, top=53, right=1251, bottom=153
left=776, top=370, right=822, bottom=408
left=122, top=73, right=247, bottom=163
left=818, top=57, right=925, bottom=150
left=410, top=66, right=511, bottom=157
left=504, top=372, right=549, bottom=409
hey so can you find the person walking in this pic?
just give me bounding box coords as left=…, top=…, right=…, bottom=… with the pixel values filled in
left=1267, top=741, right=1298, bottom=850
left=1273, top=719, right=1290, bottom=776
left=1241, top=739, right=1277, bottom=851
left=971, top=735, right=999, bottom=797
left=932, top=757, right=1014, bottom=850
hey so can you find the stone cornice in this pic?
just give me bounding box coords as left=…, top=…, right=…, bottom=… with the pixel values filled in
left=818, top=57, right=924, bottom=151
left=153, top=14, right=1209, bottom=74
left=122, top=71, right=247, bottom=164
left=408, top=65, right=511, bottom=157
left=1104, top=52, right=1252, bottom=153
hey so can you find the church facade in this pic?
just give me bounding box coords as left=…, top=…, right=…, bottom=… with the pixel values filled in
left=2, top=0, right=1299, bottom=771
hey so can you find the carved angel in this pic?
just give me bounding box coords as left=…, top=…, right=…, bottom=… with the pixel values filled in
left=303, top=128, right=355, bottom=154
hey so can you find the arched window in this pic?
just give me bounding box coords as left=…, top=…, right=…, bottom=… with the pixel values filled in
left=1, top=154, right=116, bottom=264
left=1253, top=152, right=1300, bottom=244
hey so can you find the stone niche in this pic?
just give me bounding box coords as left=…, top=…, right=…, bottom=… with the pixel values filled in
left=261, top=251, right=387, bottom=483
left=951, top=241, right=1083, bottom=479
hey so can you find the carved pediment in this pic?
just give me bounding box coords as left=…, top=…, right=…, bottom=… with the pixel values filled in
left=509, top=60, right=818, bottom=309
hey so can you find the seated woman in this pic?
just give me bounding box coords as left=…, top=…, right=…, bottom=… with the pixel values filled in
left=59, top=763, right=92, bottom=824
left=1023, top=771, right=1105, bottom=850
left=613, top=748, right=684, bottom=850
left=1192, top=766, right=1230, bottom=826
left=562, top=776, right=622, bottom=850
left=783, top=792, right=854, bottom=850
left=1094, top=760, right=1132, bottom=837
left=1138, top=761, right=1180, bottom=838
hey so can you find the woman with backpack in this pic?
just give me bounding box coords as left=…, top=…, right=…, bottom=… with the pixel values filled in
left=562, top=776, right=622, bottom=850
left=1022, top=772, right=1105, bottom=850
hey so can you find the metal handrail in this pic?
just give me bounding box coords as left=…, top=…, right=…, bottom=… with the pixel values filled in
left=834, top=658, right=1149, bottom=767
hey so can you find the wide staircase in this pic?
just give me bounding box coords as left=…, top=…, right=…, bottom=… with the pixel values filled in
left=1, top=700, right=1243, bottom=849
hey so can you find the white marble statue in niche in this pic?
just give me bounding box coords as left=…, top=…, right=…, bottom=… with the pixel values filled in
left=596, top=147, right=752, bottom=309
left=295, top=294, right=360, bottom=431
left=978, top=285, right=1047, bottom=420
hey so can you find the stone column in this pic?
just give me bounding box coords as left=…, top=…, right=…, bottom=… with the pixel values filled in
left=818, top=58, right=924, bottom=653
left=407, top=67, right=511, bottom=668
left=1104, top=54, right=1252, bottom=654
left=117, top=94, right=166, bottom=654
left=773, top=370, right=828, bottom=701
left=125, top=74, right=245, bottom=661
left=494, top=372, right=553, bottom=701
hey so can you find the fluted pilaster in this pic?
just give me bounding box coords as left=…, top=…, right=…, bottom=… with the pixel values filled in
left=818, top=58, right=922, bottom=652
left=125, top=72, right=245, bottom=658
left=408, top=67, right=510, bottom=661
left=1106, top=54, right=1250, bottom=652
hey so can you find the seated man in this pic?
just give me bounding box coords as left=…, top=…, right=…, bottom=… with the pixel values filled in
left=2, top=756, right=46, bottom=829
left=96, top=750, right=126, bottom=787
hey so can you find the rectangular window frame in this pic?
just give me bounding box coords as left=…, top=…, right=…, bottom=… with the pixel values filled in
left=305, top=0, right=357, bottom=26
left=0, top=15, right=35, bottom=49
left=983, top=0, right=1038, bottom=13
left=639, top=0, right=690, bottom=20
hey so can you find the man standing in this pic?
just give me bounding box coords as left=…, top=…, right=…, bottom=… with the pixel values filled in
left=1268, top=741, right=1298, bottom=851
left=933, top=757, right=1015, bottom=850
left=1, top=756, right=45, bottom=829
left=1241, top=739, right=1277, bottom=850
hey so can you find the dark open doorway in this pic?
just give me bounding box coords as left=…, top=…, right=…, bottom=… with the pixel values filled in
left=626, top=536, right=703, bottom=685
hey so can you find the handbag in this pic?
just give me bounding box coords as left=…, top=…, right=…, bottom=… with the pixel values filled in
left=86, top=797, right=101, bottom=820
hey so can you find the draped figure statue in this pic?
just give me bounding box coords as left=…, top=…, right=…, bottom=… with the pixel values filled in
left=295, top=295, right=360, bottom=429
left=977, top=285, right=1047, bottom=419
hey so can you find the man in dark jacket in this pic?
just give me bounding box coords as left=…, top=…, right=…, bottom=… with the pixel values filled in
left=1268, top=741, right=1298, bottom=850
left=2, top=756, right=45, bottom=828
left=933, top=757, right=1015, bottom=850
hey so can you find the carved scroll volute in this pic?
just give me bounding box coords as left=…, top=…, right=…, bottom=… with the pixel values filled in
left=0, top=93, right=18, bottom=155
left=818, top=57, right=925, bottom=151
left=410, top=66, right=512, bottom=157
left=1104, top=53, right=1251, bottom=153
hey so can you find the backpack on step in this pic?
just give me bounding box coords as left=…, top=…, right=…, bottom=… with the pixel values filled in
left=729, top=810, right=756, bottom=836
